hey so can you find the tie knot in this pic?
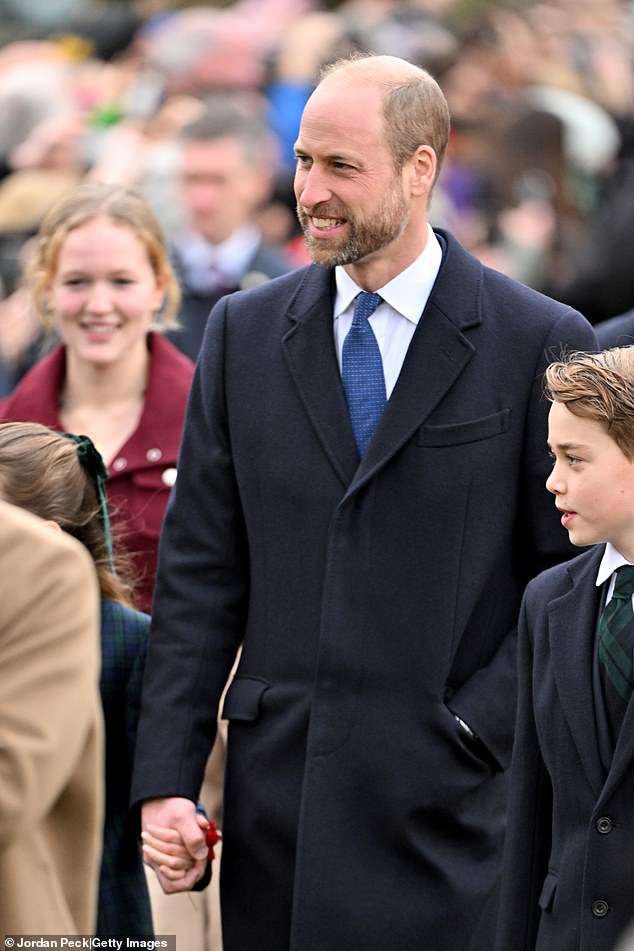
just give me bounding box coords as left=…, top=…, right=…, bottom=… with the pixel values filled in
left=353, top=291, right=382, bottom=323
left=613, top=564, right=634, bottom=599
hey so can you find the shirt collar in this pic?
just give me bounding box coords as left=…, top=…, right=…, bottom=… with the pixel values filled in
left=334, top=225, right=442, bottom=322
left=596, top=542, right=634, bottom=586
left=177, top=224, right=261, bottom=283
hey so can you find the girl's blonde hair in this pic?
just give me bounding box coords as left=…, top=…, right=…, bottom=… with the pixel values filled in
left=0, top=421, right=136, bottom=605
left=28, top=181, right=181, bottom=330
left=544, top=347, right=634, bottom=460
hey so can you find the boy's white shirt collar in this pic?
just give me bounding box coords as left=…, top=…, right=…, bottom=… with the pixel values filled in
left=596, top=542, right=634, bottom=588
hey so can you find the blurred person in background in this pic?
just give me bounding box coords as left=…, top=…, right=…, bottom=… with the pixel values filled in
left=0, top=496, right=103, bottom=935
left=165, top=96, right=295, bottom=362
left=595, top=305, right=634, bottom=350
left=429, top=2, right=624, bottom=285
left=0, top=172, right=85, bottom=395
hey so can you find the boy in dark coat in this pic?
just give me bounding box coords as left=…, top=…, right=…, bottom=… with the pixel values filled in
left=497, top=346, right=634, bottom=951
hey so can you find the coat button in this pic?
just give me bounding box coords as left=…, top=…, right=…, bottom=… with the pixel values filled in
left=161, top=467, right=177, bottom=486
left=592, top=899, right=609, bottom=917
left=112, top=457, right=127, bottom=471
left=596, top=816, right=613, bottom=834
left=146, top=447, right=162, bottom=462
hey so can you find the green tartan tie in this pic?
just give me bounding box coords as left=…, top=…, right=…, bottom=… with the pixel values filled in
left=598, top=564, right=634, bottom=741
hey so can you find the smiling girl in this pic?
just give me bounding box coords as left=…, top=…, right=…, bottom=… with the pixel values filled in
left=0, top=183, right=194, bottom=612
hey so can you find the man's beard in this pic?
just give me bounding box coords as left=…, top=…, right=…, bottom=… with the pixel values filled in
left=297, top=185, right=409, bottom=267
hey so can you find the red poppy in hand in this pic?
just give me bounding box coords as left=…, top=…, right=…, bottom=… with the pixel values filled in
left=206, top=820, right=222, bottom=860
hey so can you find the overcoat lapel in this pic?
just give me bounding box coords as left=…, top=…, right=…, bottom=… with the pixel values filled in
left=281, top=233, right=484, bottom=495
left=350, top=231, right=483, bottom=493
left=282, top=266, right=359, bottom=487
left=549, top=549, right=605, bottom=796
left=352, top=297, right=475, bottom=490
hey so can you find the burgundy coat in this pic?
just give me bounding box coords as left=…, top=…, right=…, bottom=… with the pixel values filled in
left=0, top=333, right=194, bottom=613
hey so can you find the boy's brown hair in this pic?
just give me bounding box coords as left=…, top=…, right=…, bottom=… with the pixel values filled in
left=544, top=346, right=634, bottom=459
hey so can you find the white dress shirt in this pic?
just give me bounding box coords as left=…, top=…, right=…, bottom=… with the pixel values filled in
left=596, top=541, right=634, bottom=607
left=333, top=225, right=443, bottom=398
left=177, top=223, right=262, bottom=293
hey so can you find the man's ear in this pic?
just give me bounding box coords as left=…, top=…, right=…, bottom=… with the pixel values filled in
left=406, top=145, right=437, bottom=199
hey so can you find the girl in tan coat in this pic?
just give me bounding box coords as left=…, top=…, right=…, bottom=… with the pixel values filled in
left=0, top=498, right=103, bottom=934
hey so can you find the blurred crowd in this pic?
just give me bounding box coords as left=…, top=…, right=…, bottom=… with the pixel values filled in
left=0, top=0, right=633, bottom=391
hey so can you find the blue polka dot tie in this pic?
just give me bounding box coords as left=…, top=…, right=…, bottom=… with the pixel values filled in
left=342, top=291, right=386, bottom=456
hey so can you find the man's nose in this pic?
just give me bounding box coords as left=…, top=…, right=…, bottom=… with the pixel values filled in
left=295, top=165, right=332, bottom=208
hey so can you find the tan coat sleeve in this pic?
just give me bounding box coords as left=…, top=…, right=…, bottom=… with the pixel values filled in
left=0, top=500, right=102, bottom=848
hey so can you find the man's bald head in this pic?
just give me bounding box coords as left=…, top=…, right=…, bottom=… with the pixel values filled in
left=313, top=53, right=451, bottom=177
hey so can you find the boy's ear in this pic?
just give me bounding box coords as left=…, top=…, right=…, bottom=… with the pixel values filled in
left=43, top=519, right=63, bottom=532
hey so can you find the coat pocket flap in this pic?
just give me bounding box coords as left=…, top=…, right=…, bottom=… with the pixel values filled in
left=417, top=409, right=510, bottom=446
left=221, top=676, right=270, bottom=721
left=538, top=871, right=558, bottom=911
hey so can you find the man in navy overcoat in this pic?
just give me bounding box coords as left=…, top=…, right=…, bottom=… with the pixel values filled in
left=131, top=54, right=597, bottom=951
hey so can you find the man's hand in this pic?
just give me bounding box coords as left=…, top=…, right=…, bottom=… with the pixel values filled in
left=141, top=796, right=208, bottom=893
